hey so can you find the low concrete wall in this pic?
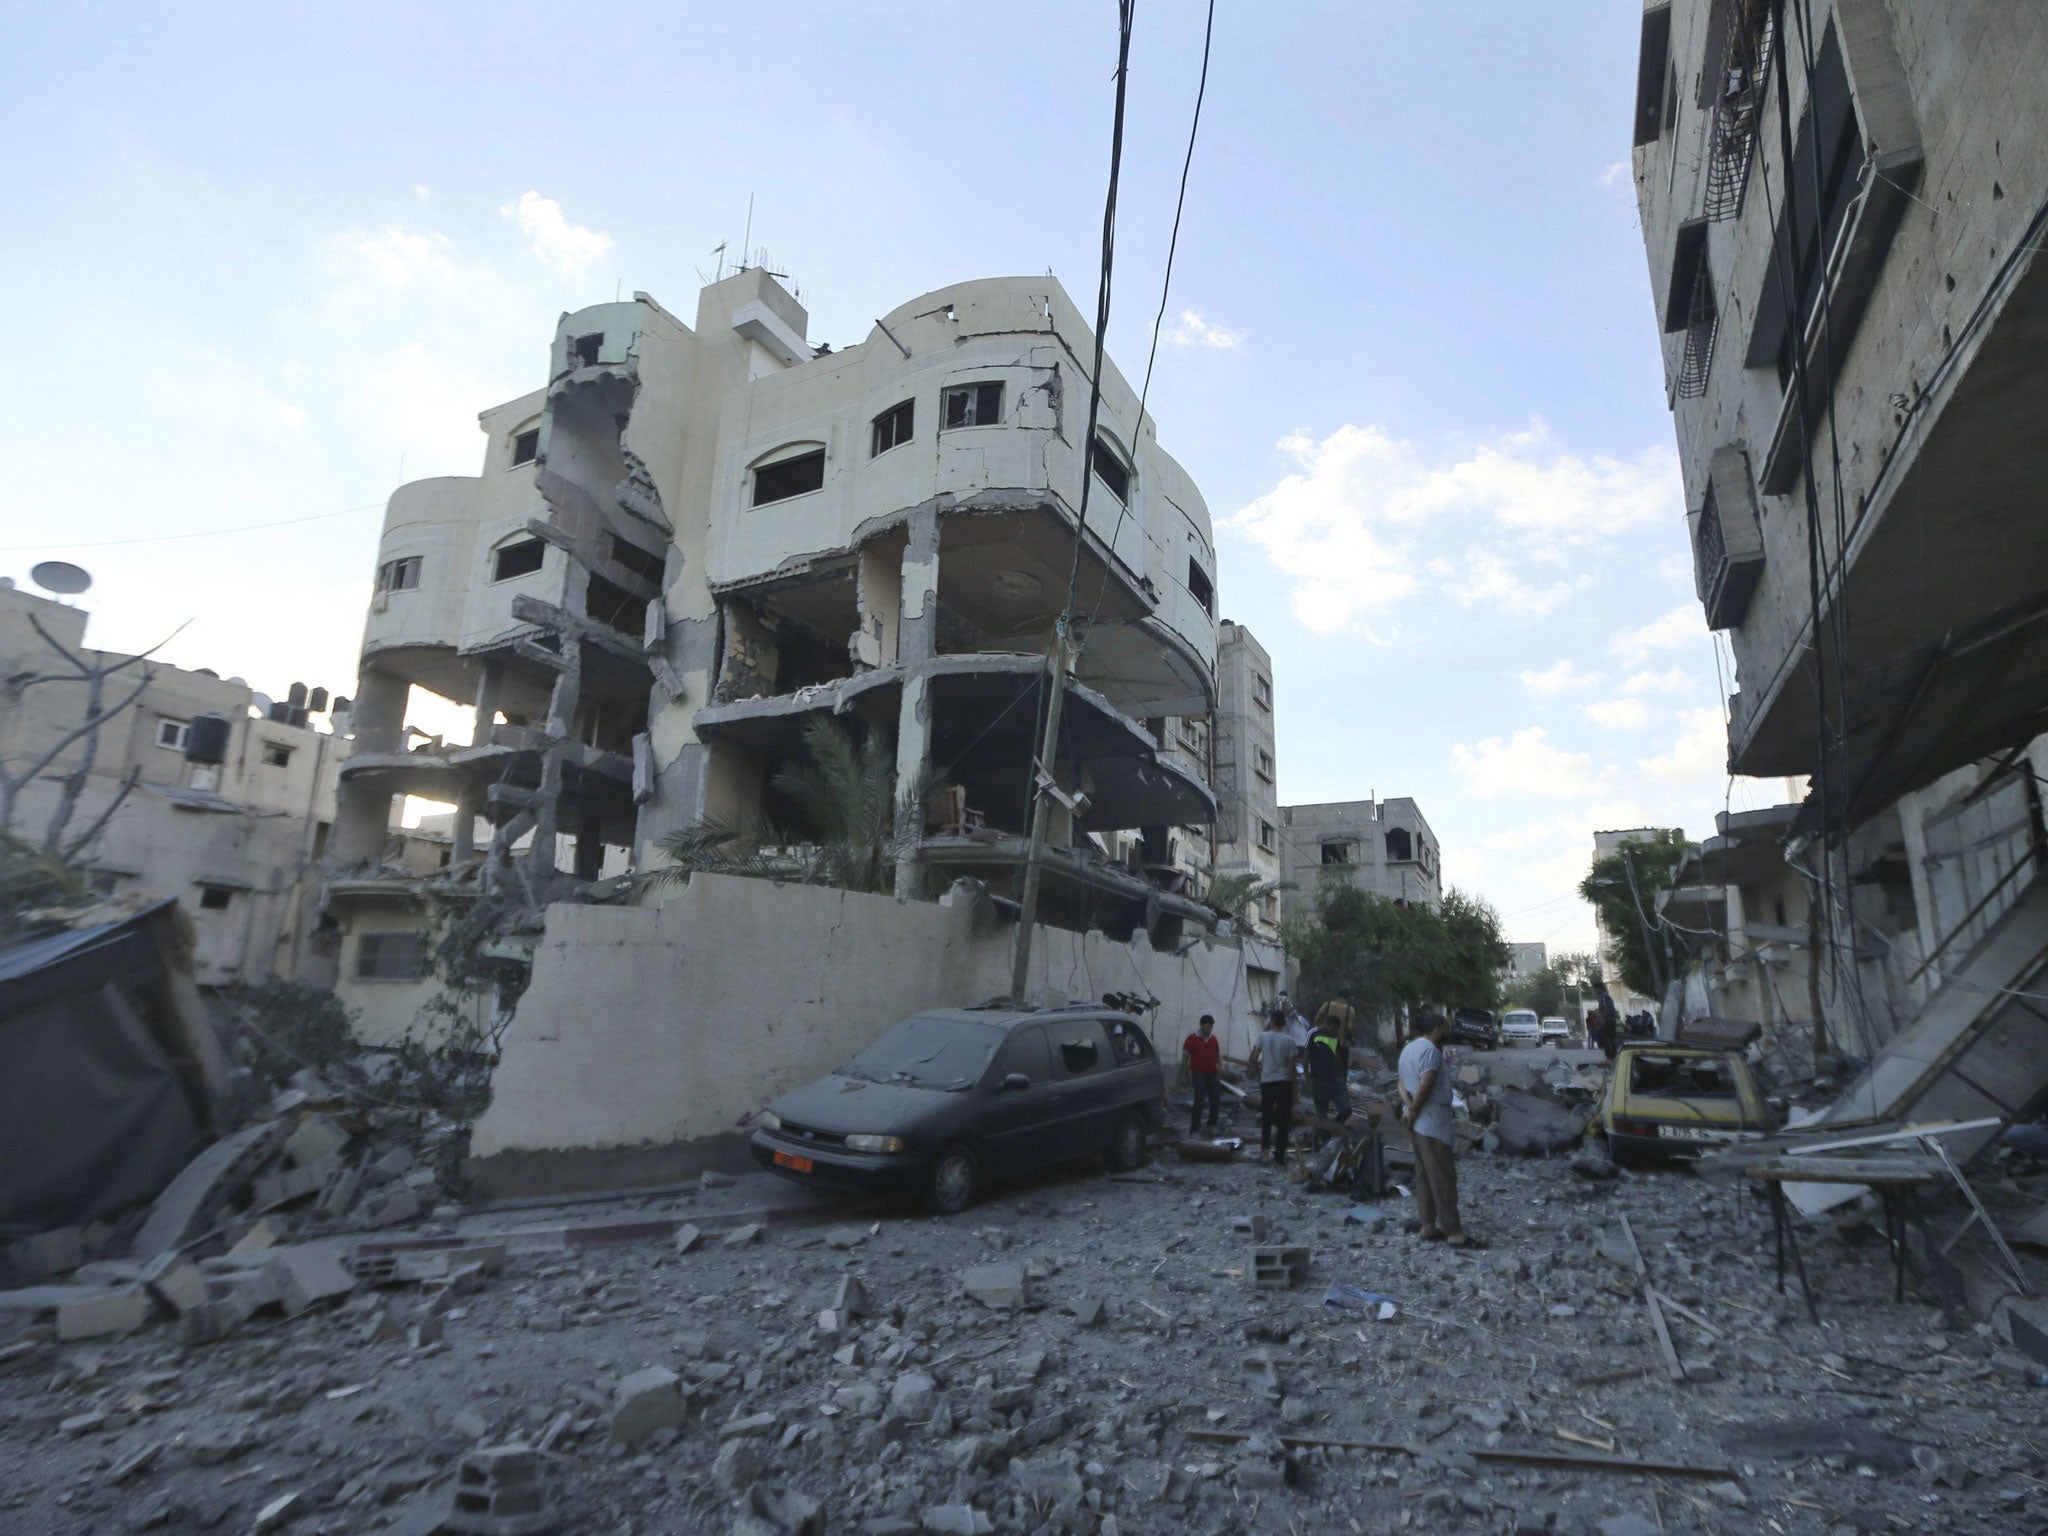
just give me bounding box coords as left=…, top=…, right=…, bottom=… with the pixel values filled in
left=466, top=874, right=1282, bottom=1196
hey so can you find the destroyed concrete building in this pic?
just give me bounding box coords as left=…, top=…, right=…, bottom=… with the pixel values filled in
left=0, top=581, right=345, bottom=986
left=1276, top=797, right=1440, bottom=922
left=322, top=268, right=1285, bottom=1185
left=1203, top=620, right=1281, bottom=935
left=1632, top=0, right=2048, bottom=1148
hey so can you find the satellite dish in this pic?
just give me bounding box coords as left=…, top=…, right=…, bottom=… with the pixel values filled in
left=30, top=561, right=92, bottom=596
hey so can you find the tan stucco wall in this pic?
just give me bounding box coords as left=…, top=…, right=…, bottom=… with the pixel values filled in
left=468, top=874, right=1282, bottom=1160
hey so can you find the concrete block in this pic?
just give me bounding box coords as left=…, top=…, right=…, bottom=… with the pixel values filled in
left=181, top=1300, right=243, bottom=1345
left=140, top=1254, right=211, bottom=1316
left=890, top=1371, right=937, bottom=1421
left=285, top=1115, right=351, bottom=1169
left=6, top=1227, right=83, bottom=1279
left=673, top=1224, right=706, bottom=1254
left=264, top=1243, right=358, bottom=1315
left=228, top=1220, right=285, bottom=1257
left=711, top=1437, right=763, bottom=1492
left=250, top=1167, right=322, bottom=1213
left=447, top=1442, right=554, bottom=1536
left=362, top=1188, right=423, bottom=1229
left=920, top=1506, right=993, bottom=1535
left=56, top=1286, right=153, bottom=1340
left=961, top=1263, right=1026, bottom=1309
left=832, top=1275, right=869, bottom=1316
left=1250, top=1247, right=1310, bottom=1288
left=721, top=1223, right=765, bottom=1248
left=316, top=1163, right=363, bottom=1217
left=1231, top=1215, right=1270, bottom=1242
left=612, top=1366, right=688, bottom=1446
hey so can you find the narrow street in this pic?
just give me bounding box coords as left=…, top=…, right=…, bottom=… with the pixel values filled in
left=3, top=1135, right=2039, bottom=1536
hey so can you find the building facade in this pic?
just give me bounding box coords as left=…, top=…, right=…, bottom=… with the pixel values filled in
left=1278, top=797, right=1440, bottom=922
left=1502, top=941, right=1548, bottom=982
left=0, top=581, right=344, bottom=987
left=1208, top=621, right=1281, bottom=933
left=1590, top=826, right=1671, bottom=1018
left=327, top=269, right=1251, bottom=1040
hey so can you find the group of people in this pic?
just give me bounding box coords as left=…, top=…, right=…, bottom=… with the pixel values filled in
left=1582, top=986, right=1655, bottom=1061
left=1178, top=994, right=1479, bottom=1249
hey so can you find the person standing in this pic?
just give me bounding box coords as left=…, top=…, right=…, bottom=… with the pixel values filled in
left=1314, top=991, right=1358, bottom=1120
left=1255, top=1010, right=1298, bottom=1166
left=1306, top=1014, right=1347, bottom=1149
left=1182, top=1014, right=1223, bottom=1136
left=1399, top=1008, right=1480, bottom=1248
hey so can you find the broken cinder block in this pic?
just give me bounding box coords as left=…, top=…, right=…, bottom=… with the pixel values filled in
left=446, top=1443, right=554, bottom=1536
left=140, top=1253, right=211, bottom=1316
left=285, top=1114, right=350, bottom=1169
left=1249, top=1246, right=1310, bottom=1288
left=961, top=1263, right=1027, bottom=1309
left=611, top=1366, right=689, bottom=1446
left=56, top=1286, right=154, bottom=1340
left=264, top=1243, right=358, bottom=1315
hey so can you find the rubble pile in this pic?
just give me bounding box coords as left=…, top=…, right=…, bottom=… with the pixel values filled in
left=2, top=1146, right=2043, bottom=1535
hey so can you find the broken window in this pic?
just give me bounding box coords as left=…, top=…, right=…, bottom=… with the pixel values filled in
left=1254, top=747, right=1274, bottom=782
left=260, top=742, right=292, bottom=768
left=571, top=333, right=603, bottom=367
left=1253, top=673, right=1271, bottom=711
left=1187, top=559, right=1214, bottom=616
left=611, top=535, right=666, bottom=586
left=1258, top=818, right=1277, bottom=853
left=871, top=399, right=914, bottom=457
left=198, top=886, right=233, bottom=912
left=1628, top=1052, right=1738, bottom=1100
left=511, top=428, right=540, bottom=466
left=941, top=382, right=1003, bottom=429
left=376, top=556, right=422, bottom=594
left=356, top=931, right=430, bottom=982
left=492, top=537, right=546, bottom=583
left=1386, top=827, right=1413, bottom=862
left=753, top=449, right=827, bottom=506
left=585, top=573, right=649, bottom=642
left=1091, top=437, right=1130, bottom=504
left=156, top=718, right=190, bottom=751
left=1052, top=1022, right=1109, bottom=1078
left=1321, top=842, right=1350, bottom=866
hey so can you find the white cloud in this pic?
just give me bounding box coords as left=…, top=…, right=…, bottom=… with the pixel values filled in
left=274, top=403, right=307, bottom=431
left=1584, top=697, right=1651, bottom=731
left=353, top=226, right=454, bottom=287
left=503, top=191, right=612, bottom=276
left=1599, top=158, right=1630, bottom=187
left=414, top=185, right=432, bottom=202
left=1223, top=422, right=1678, bottom=633
left=1450, top=727, right=1609, bottom=800
left=1622, top=667, right=1691, bottom=695
left=1639, top=707, right=1728, bottom=785
left=1520, top=658, right=1602, bottom=696
left=1611, top=603, right=1704, bottom=661
left=1160, top=309, right=1242, bottom=349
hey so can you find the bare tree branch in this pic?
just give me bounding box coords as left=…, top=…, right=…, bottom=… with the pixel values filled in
left=62, top=764, right=141, bottom=861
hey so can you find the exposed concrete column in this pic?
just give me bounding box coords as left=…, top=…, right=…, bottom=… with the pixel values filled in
left=892, top=506, right=941, bottom=899
left=329, top=666, right=409, bottom=868
left=572, top=801, right=606, bottom=881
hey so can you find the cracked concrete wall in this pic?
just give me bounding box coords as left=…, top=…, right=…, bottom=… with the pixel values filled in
left=466, top=873, right=1285, bottom=1173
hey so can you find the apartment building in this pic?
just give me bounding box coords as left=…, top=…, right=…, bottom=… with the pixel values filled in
left=1207, top=621, right=1281, bottom=933
left=1631, top=0, right=2048, bottom=1142
left=1278, top=797, right=1440, bottom=922
left=0, top=581, right=343, bottom=985
left=326, top=268, right=1245, bottom=1027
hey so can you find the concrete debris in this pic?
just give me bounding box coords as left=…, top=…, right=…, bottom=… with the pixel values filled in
left=723, top=1222, right=766, bottom=1248
left=959, top=1262, right=1026, bottom=1309
left=919, top=1505, right=993, bottom=1535
left=264, top=1241, right=358, bottom=1315
left=447, top=1443, right=555, bottom=1536
left=55, top=1284, right=153, bottom=1340
left=1250, top=1245, right=1311, bottom=1286
left=675, top=1223, right=708, bottom=1254
left=612, top=1365, right=690, bottom=1446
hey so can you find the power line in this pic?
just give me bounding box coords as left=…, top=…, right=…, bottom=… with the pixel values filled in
left=0, top=500, right=386, bottom=554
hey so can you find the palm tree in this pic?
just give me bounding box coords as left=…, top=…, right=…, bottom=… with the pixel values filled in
left=648, top=716, right=922, bottom=896
left=1202, top=868, right=1293, bottom=927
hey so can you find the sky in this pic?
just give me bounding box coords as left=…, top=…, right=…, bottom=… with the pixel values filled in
left=0, top=1, right=1788, bottom=954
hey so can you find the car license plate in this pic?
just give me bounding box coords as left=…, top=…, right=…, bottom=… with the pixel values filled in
left=1660, top=1126, right=1738, bottom=1143
left=773, top=1150, right=814, bottom=1172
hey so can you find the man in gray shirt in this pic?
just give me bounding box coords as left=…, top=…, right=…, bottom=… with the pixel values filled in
left=1255, top=1010, right=1298, bottom=1167
left=1398, top=1008, right=1478, bottom=1246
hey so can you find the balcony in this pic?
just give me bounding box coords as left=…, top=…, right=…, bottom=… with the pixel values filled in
left=1693, top=447, right=1765, bottom=631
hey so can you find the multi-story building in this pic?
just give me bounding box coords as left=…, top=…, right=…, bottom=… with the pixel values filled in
left=1590, top=826, right=1671, bottom=1017
left=1501, top=941, right=1548, bottom=982
left=327, top=268, right=1233, bottom=1033
left=1278, top=797, right=1440, bottom=922
left=1630, top=0, right=2048, bottom=1149
left=0, top=580, right=344, bottom=986
left=1208, top=621, right=1281, bottom=933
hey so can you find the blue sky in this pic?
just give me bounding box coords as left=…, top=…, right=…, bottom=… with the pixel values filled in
left=0, top=1, right=1784, bottom=953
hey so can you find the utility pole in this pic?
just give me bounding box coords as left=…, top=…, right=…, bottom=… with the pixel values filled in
left=1009, top=617, right=1072, bottom=1004
left=1620, top=847, right=1666, bottom=1002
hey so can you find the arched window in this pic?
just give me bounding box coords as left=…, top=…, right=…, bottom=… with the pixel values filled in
left=751, top=443, right=827, bottom=506
left=1386, top=827, right=1413, bottom=863
left=491, top=535, right=546, bottom=583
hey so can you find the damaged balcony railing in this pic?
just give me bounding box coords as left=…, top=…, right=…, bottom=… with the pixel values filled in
left=1675, top=264, right=1720, bottom=400
left=1702, top=0, right=1775, bottom=221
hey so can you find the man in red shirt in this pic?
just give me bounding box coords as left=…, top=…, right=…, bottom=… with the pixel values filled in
left=1183, top=1014, right=1223, bottom=1135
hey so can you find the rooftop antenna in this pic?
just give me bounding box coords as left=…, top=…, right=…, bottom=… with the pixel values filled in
left=710, top=241, right=728, bottom=281
left=30, top=560, right=92, bottom=597
left=742, top=193, right=754, bottom=271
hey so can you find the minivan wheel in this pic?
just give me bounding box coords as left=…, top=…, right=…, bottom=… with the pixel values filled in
left=1106, top=1111, right=1148, bottom=1172
left=928, top=1143, right=977, bottom=1214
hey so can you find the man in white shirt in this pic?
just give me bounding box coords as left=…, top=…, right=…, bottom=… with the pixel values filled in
left=1255, top=1010, right=1298, bottom=1167
left=1398, top=1008, right=1479, bottom=1247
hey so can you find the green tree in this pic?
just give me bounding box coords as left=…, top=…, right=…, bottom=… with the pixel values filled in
left=1504, top=947, right=1600, bottom=1019
left=648, top=717, right=920, bottom=896
left=1578, top=829, right=1689, bottom=998
left=1435, top=889, right=1511, bottom=1011
left=1200, top=868, right=1293, bottom=927
left=1284, top=879, right=1511, bottom=1043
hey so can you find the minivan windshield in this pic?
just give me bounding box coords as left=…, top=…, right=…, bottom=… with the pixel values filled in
left=840, top=1015, right=1006, bottom=1091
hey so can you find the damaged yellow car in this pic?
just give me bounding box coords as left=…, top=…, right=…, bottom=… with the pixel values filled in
left=1596, top=1041, right=1774, bottom=1164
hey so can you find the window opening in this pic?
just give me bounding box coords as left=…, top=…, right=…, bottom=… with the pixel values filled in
left=1677, top=262, right=1719, bottom=399
left=1258, top=819, right=1277, bottom=853
left=571, top=333, right=603, bottom=367
left=1053, top=1023, right=1107, bottom=1077
left=753, top=449, right=826, bottom=506
left=198, top=886, right=233, bottom=912
left=356, top=931, right=430, bottom=981
left=941, top=382, right=1003, bottom=429
left=611, top=536, right=666, bottom=585
left=870, top=399, right=914, bottom=456
left=511, top=428, right=540, bottom=466
left=492, top=537, right=546, bottom=583
left=1253, top=673, right=1272, bottom=710
left=1091, top=438, right=1130, bottom=504
left=1628, top=1053, right=1737, bottom=1099
left=156, top=718, right=190, bottom=751
left=1321, top=841, right=1350, bottom=865
left=1386, top=827, right=1413, bottom=862
left=261, top=742, right=293, bottom=768
left=1187, top=559, right=1214, bottom=615
left=1254, top=747, right=1274, bottom=781
left=376, top=556, right=422, bottom=594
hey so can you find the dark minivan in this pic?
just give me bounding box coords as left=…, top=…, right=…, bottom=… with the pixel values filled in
left=750, top=1005, right=1165, bottom=1213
